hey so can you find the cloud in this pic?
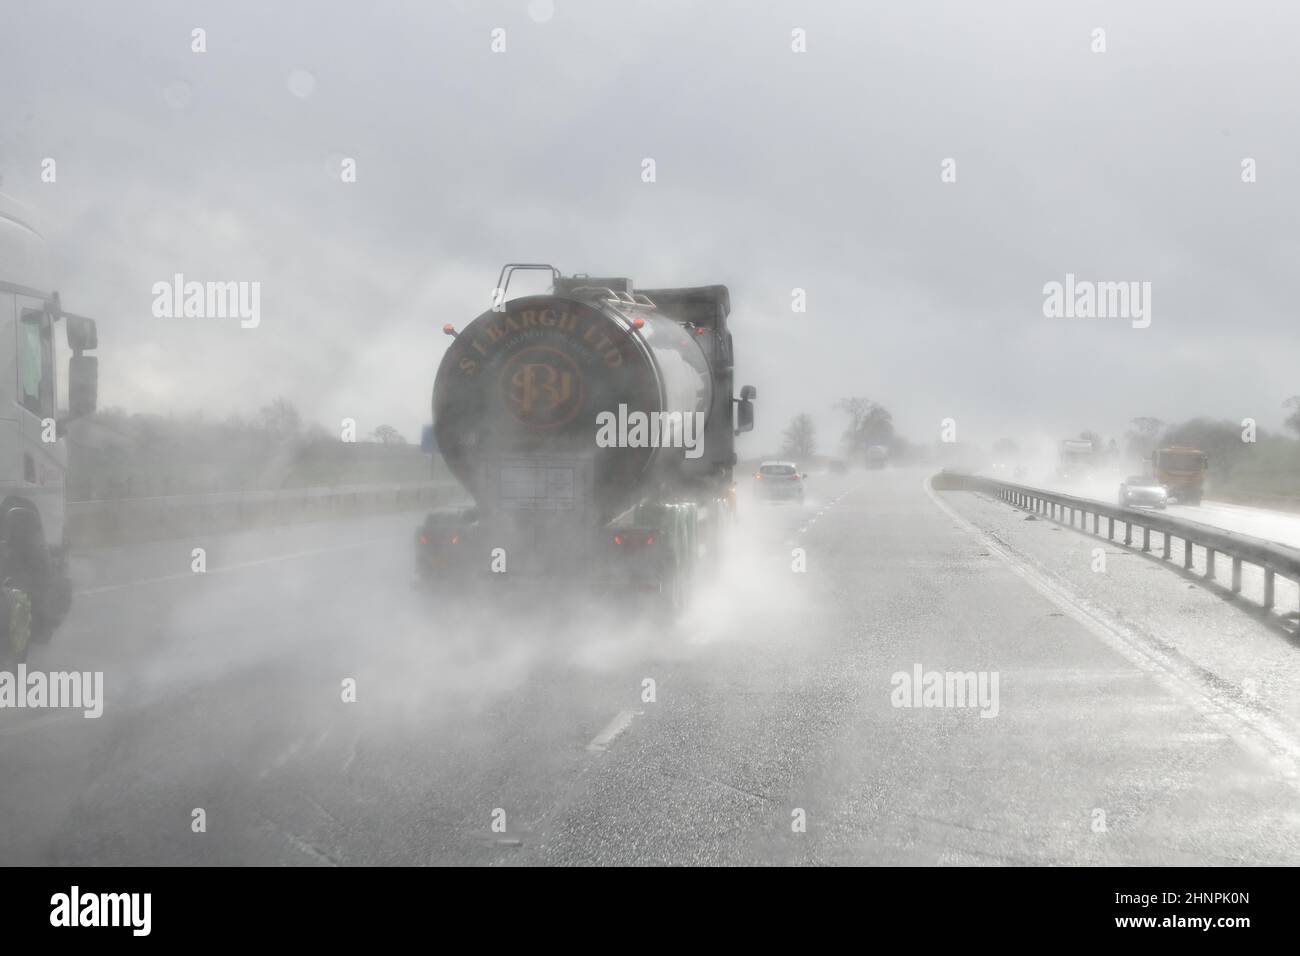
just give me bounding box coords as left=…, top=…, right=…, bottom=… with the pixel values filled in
left=2, top=0, right=1297, bottom=449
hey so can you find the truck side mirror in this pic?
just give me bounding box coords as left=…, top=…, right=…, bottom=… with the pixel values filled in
left=735, top=398, right=754, bottom=434
left=68, top=355, right=98, bottom=418
left=65, top=314, right=98, bottom=351
left=735, top=384, right=755, bottom=434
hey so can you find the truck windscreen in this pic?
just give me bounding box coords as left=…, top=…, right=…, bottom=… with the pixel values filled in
left=1160, top=454, right=1203, bottom=471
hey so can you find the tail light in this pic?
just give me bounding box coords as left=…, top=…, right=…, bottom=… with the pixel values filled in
left=451, top=533, right=460, bottom=545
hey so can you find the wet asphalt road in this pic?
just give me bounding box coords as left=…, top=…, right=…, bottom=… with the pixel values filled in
left=3, top=467, right=1298, bottom=865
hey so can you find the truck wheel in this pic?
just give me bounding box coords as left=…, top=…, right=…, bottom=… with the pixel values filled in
left=14, top=559, right=55, bottom=647
left=0, top=524, right=56, bottom=652
left=0, top=582, right=33, bottom=664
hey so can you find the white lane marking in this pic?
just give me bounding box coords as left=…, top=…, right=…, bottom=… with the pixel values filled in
left=1004, top=667, right=1147, bottom=685
left=925, top=475, right=1300, bottom=790
left=76, top=540, right=377, bottom=596
left=586, top=709, right=640, bottom=753
left=262, top=816, right=340, bottom=867
left=342, top=736, right=360, bottom=773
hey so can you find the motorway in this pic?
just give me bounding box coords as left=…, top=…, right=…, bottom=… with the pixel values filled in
left=3, top=467, right=1299, bottom=865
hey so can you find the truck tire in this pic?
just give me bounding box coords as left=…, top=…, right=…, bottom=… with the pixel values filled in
left=0, top=508, right=57, bottom=650
left=0, top=583, right=32, bottom=664
left=0, top=538, right=39, bottom=663
left=2, top=556, right=53, bottom=655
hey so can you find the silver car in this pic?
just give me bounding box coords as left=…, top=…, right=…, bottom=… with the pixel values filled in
left=754, top=460, right=805, bottom=502
left=1118, top=475, right=1167, bottom=510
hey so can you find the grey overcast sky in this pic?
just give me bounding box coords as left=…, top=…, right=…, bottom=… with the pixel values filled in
left=2, top=0, right=1297, bottom=452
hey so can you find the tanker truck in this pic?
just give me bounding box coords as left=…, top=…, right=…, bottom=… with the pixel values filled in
left=415, top=265, right=755, bottom=614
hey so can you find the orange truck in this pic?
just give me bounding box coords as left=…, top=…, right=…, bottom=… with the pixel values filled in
left=1152, top=446, right=1207, bottom=505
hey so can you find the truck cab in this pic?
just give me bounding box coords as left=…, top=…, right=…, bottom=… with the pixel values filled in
left=1057, top=439, right=1094, bottom=482
left=1152, top=446, right=1207, bottom=506
left=0, top=193, right=99, bottom=659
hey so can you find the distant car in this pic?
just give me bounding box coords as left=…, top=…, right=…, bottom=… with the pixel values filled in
left=1118, top=475, right=1167, bottom=510
left=828, top=459, right=849, bottom=475
left=754, top=460, right=805, bottom=502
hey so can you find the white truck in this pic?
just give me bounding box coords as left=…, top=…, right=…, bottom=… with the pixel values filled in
left=0, top=193, right=99, bottom=661
left=1056, top=438, right=1094, bottom=482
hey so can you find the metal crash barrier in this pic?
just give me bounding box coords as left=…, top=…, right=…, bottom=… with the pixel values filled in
left=933, top=471, right=1300, bottom=623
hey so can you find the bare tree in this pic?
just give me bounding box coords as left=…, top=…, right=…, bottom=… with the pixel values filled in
left=255, top=397, right=302, bottom=439
left=1284, top=397, right=1300, bottom=439
left=1125, top=416, right=1165, bottom=460
left=837, top=398, right=893, bottom=459
left=371, top=424, right=407, bottom=445
left=780, top=413, right=816, bottom=460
